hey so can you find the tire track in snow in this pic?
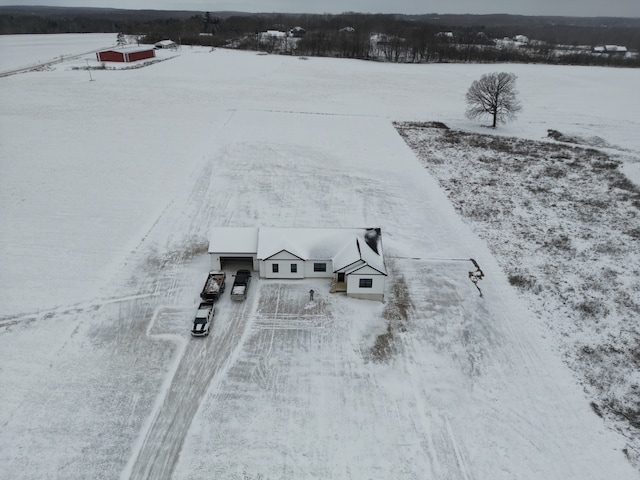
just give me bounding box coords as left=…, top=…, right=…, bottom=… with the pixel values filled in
left=0, top=291, right=178, bottom=329
left=118, top=109, right=267, bottom=478
left=123, top=293, right=259, bottom=480
left=0, top=45, right=115, bottom=77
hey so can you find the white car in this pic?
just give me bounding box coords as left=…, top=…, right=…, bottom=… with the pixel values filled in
left=191, top=302, right=215, bottom=337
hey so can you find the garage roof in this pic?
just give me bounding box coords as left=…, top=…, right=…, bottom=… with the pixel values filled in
left=208, top=227, right=259, bottom=254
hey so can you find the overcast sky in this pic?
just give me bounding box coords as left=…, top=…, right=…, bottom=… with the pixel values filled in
left=1, top=0, right=639, bottom=17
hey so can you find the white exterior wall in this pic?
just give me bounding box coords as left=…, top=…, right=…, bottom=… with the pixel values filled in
left=210, top=254, right=222, bottom=271
left=346, top=266, right=385, bottom=301
left=303, top=260, right=333, bottom=278
left=261, top=251, right=304, bottom=279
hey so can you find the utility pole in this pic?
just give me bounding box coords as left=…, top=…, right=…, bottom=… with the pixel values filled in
left=86, top=59, right=94, bottom=82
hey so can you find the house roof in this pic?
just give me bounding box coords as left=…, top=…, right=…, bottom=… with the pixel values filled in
left=261, top=227, right=386, bottom=274
left=262, top=30, right=287, bottom=37
left=208, top=227, right=259, bottom=254
left=332, top=237, right=363, bottom=272
left=208, top=227, right=386, bottom=274
left=358, top=230, right=387, bottom=274
left=258, top=228, right=350, bottom=259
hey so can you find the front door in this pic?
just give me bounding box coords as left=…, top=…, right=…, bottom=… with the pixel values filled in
left=337, top=272, right=345, bottom=283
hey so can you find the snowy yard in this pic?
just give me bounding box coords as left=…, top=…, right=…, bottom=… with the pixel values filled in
left=397, top=123, right=640, bottom=464
left=1, top=34, right=639, bottom=479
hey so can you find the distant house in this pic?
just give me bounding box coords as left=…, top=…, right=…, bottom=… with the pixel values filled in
left=606, top=45, right=627, bottom=53
left=592, top=45, right=628, bottom=56
left=289, top=26, right=306, bottom=37
left=154, top=39, right=177, bottom=49
left=208, top=227, right=387, bottom=301
left=436, top=31, right=454, bottom=40
left=96, top=46, right=155, bottom=63
left=260, top=30, right=287, bottom=40
left=495, top=37, right=518, bottom=50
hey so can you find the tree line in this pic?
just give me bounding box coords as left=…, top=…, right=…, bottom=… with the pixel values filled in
left=1, top=7, right=638, bottom=67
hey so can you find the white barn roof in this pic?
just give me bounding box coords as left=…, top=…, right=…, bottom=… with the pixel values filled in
left=119, top=46, right=155, bottom=53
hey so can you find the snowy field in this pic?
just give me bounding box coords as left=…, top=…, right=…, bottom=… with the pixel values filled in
left=0, top=33, right=116, bottom=73
left=1, top=34, right=639, bottom=479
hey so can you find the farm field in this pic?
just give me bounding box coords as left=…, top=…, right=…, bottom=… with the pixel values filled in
left=0, top=34, right=639, bottom=479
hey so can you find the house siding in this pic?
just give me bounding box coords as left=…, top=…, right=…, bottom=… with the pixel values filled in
left=96, top=48, right=155, bottom=63
left=261, top=251, right=305, bottom=279
left=345, top=265, right=385, bottom=301
left=303, top=260, right=333, bottom=278
left=346, top=273, right=385, bottom=301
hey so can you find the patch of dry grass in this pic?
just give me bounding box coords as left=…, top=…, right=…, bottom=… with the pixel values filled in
left=367, top=275, right=413, bottom=362
left=396, top=122, right=640, bottom=469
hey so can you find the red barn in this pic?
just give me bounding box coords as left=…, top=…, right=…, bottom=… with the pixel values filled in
left=96, top=47, right=156, bottom=63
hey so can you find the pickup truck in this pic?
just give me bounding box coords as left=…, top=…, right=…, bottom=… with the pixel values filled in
left=200, top=271, right=226, bottom=303
left=191, top=302, right=215, bottom=337
left=230, top=269, right=252, bottom=301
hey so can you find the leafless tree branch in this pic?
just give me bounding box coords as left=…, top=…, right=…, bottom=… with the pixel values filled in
left=465, top=72, right=522, bottom=128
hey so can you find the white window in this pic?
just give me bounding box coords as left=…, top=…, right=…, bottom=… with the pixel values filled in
left=359, top=278, right=373, bottom=288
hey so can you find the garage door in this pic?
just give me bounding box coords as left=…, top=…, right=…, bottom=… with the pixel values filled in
left=220, top=256, right=255, bottom=270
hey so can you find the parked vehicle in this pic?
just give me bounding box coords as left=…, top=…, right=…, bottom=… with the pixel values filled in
left=191, top=302, right=215, bottom=337
left=230, top=269, right=252, bottom=301
left=200, top=270, right=226, bottom=303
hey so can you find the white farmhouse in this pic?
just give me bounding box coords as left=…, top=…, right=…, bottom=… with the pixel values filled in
left=207, top=227, right=387, bottom=301
left=154, top=39, right=177, bottom=49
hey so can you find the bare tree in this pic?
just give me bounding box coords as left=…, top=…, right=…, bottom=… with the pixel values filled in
left=466, top=72, right=522, bottom=128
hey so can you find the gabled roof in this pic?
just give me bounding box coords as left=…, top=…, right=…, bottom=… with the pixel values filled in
left=208, top=227, right=386, bottom=275
left=263, top=247, right=305, bottom=261
left=332, top=238, right=363, bottom=272
left=258, top=227, right=386, bottom=274
left=258, top=228, right=348, bottom=259
left=359, top=229, right=386, bottom=274
left=345, top=263, right=387, bottom=276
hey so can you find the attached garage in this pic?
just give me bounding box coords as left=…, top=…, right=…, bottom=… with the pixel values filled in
left=96, top=47, right=156, bottom=63
left=207, top=227, right=259, bottom=271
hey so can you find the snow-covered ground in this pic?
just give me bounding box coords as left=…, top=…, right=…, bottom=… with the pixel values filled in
left=1, top=34, right=639, bottom=479
left=0, top=33, right=117, bottom=73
